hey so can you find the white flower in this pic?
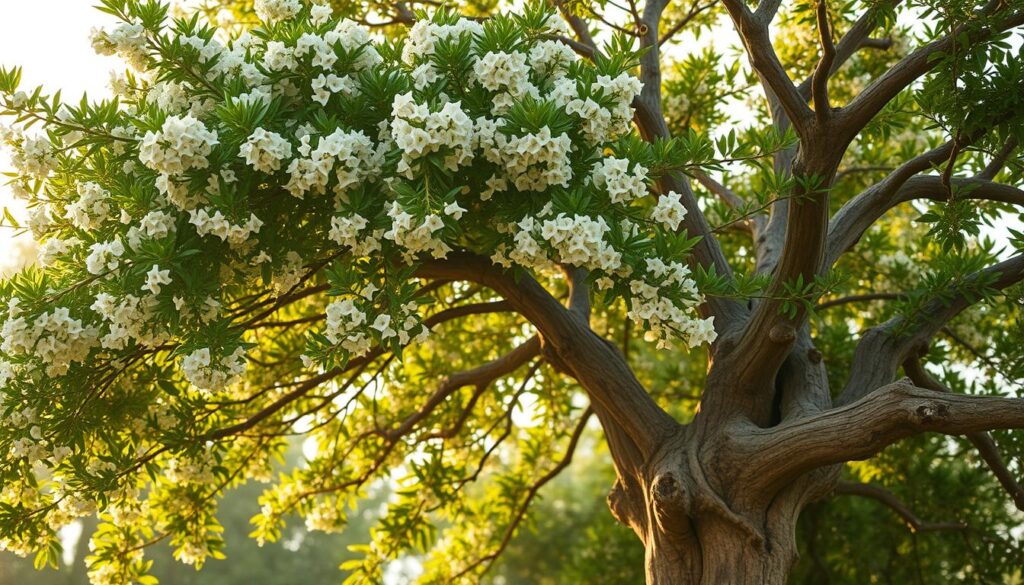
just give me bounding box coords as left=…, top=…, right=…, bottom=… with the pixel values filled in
left=143, top=265, right=172, bottom=295
left=390, top=94, right=475, bottom=177
left=239, top=128, right=293, bottom=173
left=254, top=0, right=301, bottom=23
left=90, top=21, right=147, bottom=70
left=651, top=191, right=688, bottom=231
left=138, top=114, right=219, bottom=175
left=310, top=4, right=333, bottom=25
left=0, top=305, right=100, bottom=377
left=443, top=201, right=467, bottom=220
left=328, top=214, right=380, bottom=256
left=383, top=203, right=451, bottom=260
left=285, top=128, right=381, bottom=199
left=85, top=239, right=125, bottom=275
left=181, top=347, right=247, bottom=393
left=478, top=126, right=573, bottom=192
left=139, top=210, right=176, bottom=239
left=64, top=182, right=112, bottom=230
left=591, top=158, right=648, bottom=204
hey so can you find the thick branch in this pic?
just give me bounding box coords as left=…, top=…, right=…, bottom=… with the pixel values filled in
left=416, top=252, right=678, bottom=459
left=839, top=254, right=1024, bottom=405
left=826, top=138, right=959, bottom=265
left=903, top=357, right=1024, bottom=512
left=742, top=380, right=1024, bottom=490
left=830, top=175, right=1024, bottom=265
left=796, top=1, right=902, bottom=101
left=840, top=7, right=1024, bottom=139
left=379, top=336, right=540, bottom=440
left=726, top=154, right=839, bottom=402
left=835, top=481, right=967, bottom=532
left=720, top=0, right=814, bottom=136
left=629, top=0, right=745, bottom=326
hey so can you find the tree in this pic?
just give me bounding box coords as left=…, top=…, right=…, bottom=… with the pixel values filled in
left=0, top=0, right=1022, bottom=583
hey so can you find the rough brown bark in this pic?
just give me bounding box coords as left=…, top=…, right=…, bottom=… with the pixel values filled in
left=603, top=406, right=840, bottom=585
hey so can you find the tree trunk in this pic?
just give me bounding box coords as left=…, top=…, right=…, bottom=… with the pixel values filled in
left=610, top=423, right=839, bottom=585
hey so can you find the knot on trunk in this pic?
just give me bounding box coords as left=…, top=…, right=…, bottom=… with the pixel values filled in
left=910, top=401, right=951, bottom=425
left=807, top=347, right=823, bottom=363
left=769, top=323, right=796, bottom=344
left=651, top=472, right=690, bottom=536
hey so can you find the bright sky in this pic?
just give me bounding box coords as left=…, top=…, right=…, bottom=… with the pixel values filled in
left=0, top=1, right=121, bottom=273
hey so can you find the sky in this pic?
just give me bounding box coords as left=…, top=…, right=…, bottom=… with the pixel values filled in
left=0, top=1, right=121, bottom=273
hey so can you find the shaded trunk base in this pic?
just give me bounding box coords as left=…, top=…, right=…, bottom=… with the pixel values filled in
left=644, top=517, right=798, bottom=585
left=609, top=429, right=839, bottom=585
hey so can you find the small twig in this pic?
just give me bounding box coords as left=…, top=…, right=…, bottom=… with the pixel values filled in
left=835, top=481, right=967, bottom=532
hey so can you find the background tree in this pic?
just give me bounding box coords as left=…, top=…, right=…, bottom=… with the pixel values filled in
left=0, top=0, right=1022, bottom=584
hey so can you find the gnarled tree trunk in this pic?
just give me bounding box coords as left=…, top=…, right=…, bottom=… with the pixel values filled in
left=606, top=400, right=840, bottom=585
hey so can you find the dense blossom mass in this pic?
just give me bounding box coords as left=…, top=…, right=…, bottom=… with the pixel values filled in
left=0, top=1, right=721, bottom=583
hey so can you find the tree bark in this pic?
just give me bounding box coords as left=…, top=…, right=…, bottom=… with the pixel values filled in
left=608, top=418, right=838, bottom=585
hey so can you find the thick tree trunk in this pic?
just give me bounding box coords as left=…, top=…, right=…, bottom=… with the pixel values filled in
left=609, top=421, right=838, bottom=585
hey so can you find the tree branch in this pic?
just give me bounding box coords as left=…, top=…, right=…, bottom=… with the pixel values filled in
left=690, top=169, right=746, bottom=210
left=838, top=254, right=1024, bottom=405
left=416, top=252, right=679, bottom=460
left=796, top=1, right=902, bottom=101
left=720, top=0, right=814, bottom=136
left=828, top=174, right=1024, bottom=266
left=450, top=407, right=593, bottom=581
left=742, top=379, right=1024, bottom=491
left=628, top=0, right=746, bottom=326
left=378, top=336, right=540, bottom=440
left=827, top=138, right=961, bottom=266
left=840, top=6, right=1024, bottom=140
left=977, top=137, right=1020, bottom=180
left=835, top=481, right=967, bottom=532
left=817, top=292, right=906, bottom=310
left=811, top=0, right=837, bottom=123
left=902, top=356, right=1024, bottom=512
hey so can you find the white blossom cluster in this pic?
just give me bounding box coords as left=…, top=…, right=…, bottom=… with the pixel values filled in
left=180, top=347, right=249, bottom=393
left=551, top=72, right=643, bottom=144
left=528, top=40, right=578, bottom=79
left=240, top=128, right=293, bottom=173
left=498, top=214, right=622, bottom=273
left=0, top=299, right=99, bottom=377
left=591, top=157, right=649, bottom=204
left=651, top=191, right=688, bottom=231
left=188, top=207, right=264, bottom=245
left=391, top=93, right=475, bottom=177
left=9, top=133, right=58, bottom=179
left=85, top=238, right=126, bottom=275
left=402, top=18, right=483, bottom=63
left=473, top=51, right=540, bottom=113
left=254, top=0, right=302, bottom=23
left=329, top=213, right=382, bottom=256
left=323, top=298, right=372, bottom=358
left=139, top=114, right=219, bottom=175
left=286, top=128, right=382, bottom=199
left=91, top=292, right=166, bottom=349
left=65, top=182, right=113, bottom=230
left=628, top=258, right=716, bottom=349
left=480, top=126, right=573, bottom=193
left=89, top=20, right=148, bottom=70
left=384, top=202, right=452, bottom=260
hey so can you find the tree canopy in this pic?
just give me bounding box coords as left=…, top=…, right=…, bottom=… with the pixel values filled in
left=0, top=0, right=1022, bottom=583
